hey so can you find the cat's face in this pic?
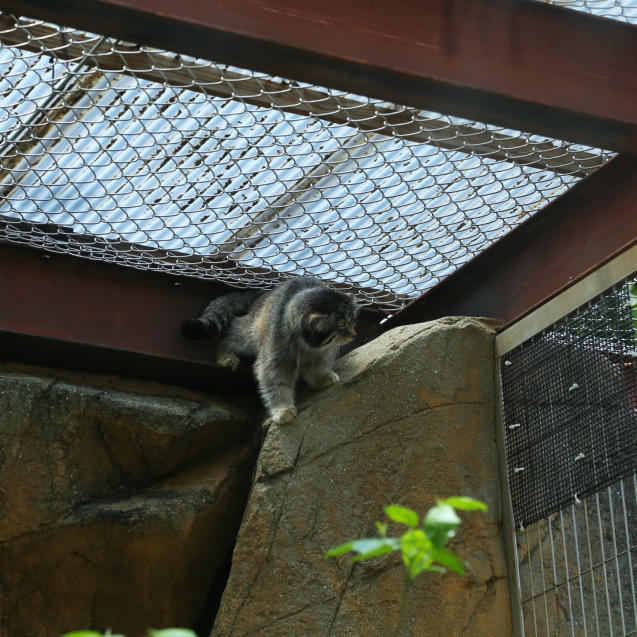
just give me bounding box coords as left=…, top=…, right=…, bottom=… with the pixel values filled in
left=302, top=290, right=358, bottom=348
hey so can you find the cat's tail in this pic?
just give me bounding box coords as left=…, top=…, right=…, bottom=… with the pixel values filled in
left=181, top=289, right=262, bottom=340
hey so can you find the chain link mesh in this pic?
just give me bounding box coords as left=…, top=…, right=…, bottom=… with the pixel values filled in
left=0, top=11, right=618, bottom=308
left=500, top=274, right=637, bottom=637
left=543, top=0, right=637, bottom=22
left=501, top=278, right=637, bottom=528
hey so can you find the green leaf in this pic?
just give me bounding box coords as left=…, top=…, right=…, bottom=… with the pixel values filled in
left=325, top=538, right=399, bottom=561
left=400, top=529, right=434, bottom=580
left=351, top=539, right=399, bottom=563
left=431, top=546, right=466, bottom=575
left=325, top=540, right=357, bottom=558
left=147, top=630, right=198, bottom=637
left=423, top=503, right=460, bottom=548
left=443, top=496, right=488, bottom=512
left=400, top=529, right=431, bottom=553
left=350, top=538, right=393, bottom=554
left=375, top=520, right=388, bottom=537
left=385, top=505, right=419, bottom=528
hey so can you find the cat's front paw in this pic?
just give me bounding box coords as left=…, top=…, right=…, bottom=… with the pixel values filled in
left=217, top=354, right=240, bottom=371
left=314, top=370, right=339, bottom=389
left=271, top=406, right=297, bottom=425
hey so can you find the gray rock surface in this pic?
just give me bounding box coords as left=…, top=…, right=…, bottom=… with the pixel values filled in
left=211, top=317, right=511, bottom=637
left=0, top=365, right=258, bottom=637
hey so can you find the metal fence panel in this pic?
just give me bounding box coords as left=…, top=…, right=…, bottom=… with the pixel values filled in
left=499, top=277, right=637, bottom=636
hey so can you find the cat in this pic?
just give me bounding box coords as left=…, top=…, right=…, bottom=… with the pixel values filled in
left=182, top=277, right=359, bottom=425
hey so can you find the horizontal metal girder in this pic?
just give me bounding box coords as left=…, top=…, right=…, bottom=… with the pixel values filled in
left=385, top=155, right=637, bottom=330
left=0, top=241, right=382, bottom=386
left=0, top=0, right=635, bottom=154
left=0, top=241, right=240, bottom=388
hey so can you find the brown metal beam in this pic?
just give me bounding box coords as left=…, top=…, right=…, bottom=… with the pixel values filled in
left=0, top=241, right=381, bottom=386
left=0, top=0, right=635, bottom=154
left=0, top=241, right=242, bottom=388
left=384, top=155, right=637, bottom=330
left=0, top=214, right=402, bottom=307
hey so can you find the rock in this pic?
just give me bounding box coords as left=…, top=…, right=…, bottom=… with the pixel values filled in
left=211, top=317, right=511, bottom=636
left=0, top=367, right=259, bottom=637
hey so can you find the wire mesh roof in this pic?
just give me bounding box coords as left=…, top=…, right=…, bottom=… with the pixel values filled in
left=0, top=8, right=622, bottom=309
left=547, top=0, right=637, bottom=22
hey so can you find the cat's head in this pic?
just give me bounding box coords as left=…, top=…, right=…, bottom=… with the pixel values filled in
left=301, top=288, right=359, bottom=348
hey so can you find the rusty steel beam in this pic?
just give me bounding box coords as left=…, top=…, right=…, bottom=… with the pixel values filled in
left=0, top=0, right=636, bottom=154
left=384, top=155, right=637, bottom=331
left=0, top=241, right=381, bottom=386
left=0, top=241, right=243, bottom=389
left=0, top=242, right=225, bottom=362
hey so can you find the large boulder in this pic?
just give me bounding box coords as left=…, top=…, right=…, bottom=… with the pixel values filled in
left=0, top=366, right=259, bottom=637
left=212, top=317, right=511, bottom=636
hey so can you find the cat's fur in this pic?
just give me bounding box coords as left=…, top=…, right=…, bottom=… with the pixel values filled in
left=182, top=277, right=359, bottom=425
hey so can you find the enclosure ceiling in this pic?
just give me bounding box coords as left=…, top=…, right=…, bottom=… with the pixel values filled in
left=548, top=0, right=636, bottom=20
left=0, top=3, right=630, bottom=310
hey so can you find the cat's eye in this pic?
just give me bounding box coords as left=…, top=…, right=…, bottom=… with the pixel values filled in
left=338, top=319, right=346, bottom=328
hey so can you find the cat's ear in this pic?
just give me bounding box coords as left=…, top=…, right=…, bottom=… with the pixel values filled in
left=306, top=312, right=329, bottom=332
left=345, top=292, right=360, bottom=312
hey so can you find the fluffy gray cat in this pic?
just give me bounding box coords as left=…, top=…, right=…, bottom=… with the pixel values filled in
left=182, top=277, right=359, bottom=425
